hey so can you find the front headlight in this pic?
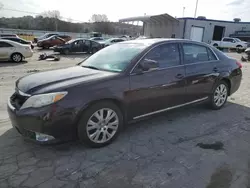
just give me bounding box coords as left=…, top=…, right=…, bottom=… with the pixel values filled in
left=20, top=92, right=67, bottom=109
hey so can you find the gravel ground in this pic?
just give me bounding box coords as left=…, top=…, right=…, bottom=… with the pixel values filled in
left=0, top=50, right=250, bottom=188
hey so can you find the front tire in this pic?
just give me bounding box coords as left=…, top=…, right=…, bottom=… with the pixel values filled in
left=11, top=53, right=23, bottom=63
left=209, top=81, right=229, bottom=110
left=63, top=49, right=69, bottom=55
left=77, top=101, right=123, bottom=148
left=91, top=47, right=98, bottom=54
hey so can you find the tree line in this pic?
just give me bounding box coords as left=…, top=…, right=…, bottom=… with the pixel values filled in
left=0, top=12, right=142, bottom=36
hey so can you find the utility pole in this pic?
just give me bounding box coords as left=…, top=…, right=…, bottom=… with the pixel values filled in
left=194, top=0, right=199, bottom=18
left=183, top=7, right=185, bottom=17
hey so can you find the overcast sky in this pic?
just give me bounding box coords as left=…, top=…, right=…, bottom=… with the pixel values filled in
left=0, top=0, right=249, bottom=22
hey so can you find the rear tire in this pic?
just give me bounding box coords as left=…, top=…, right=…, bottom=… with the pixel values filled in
left=77, top=101, right=123, bottom=148
left=236, top=45, right=243, bottom=53
left=11, top=53, right=23, bottom=63
left=213, top=43, right=218, bottom=47
left=209, top=81, right=229, bottom=110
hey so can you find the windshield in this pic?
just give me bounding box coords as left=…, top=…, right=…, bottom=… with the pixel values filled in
left=234, top=38, right=241, bottom=42
left=80, top=43, right=147, bottom=72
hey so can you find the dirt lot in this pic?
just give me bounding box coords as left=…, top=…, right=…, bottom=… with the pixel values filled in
left=0, top=50, right=250, bottom=188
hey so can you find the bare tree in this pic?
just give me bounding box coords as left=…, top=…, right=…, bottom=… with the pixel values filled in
left=90, top=14, right=109, bottom=22
left=41, top=10, right=61, bottom=31
left=0, top=2, right=3, bottom=10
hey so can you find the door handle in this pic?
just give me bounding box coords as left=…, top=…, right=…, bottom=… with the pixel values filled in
left=213, top=67, right=218, bottom=72
left=175, top=74, right=184, bottom=79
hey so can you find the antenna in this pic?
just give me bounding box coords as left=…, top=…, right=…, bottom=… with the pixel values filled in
left=194, top=0, right=199, bottom=18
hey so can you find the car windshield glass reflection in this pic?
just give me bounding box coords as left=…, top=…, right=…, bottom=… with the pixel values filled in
left=80, top=43, right=147, bottom=72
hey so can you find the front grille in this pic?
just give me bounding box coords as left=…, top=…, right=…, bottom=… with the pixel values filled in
left=10, top=92, right=29, bottom=109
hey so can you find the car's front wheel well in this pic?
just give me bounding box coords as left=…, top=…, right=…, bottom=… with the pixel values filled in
left=11, top=52, right=23, bottom=57
left=76, top=98, right=127, bottom=126
left=221, top=78, right=231, bottom=95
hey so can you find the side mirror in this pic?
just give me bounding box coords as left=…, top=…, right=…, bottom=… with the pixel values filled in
left=141, top=58, right=159, bottom=71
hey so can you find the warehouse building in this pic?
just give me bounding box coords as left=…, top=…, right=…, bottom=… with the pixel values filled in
left=119, top=13, right=250, bottom=43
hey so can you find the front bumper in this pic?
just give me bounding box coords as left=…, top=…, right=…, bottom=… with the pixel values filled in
left=7, top=98, right=76, bottom=143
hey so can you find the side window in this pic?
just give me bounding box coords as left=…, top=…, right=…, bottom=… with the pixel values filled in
left=143, top=43, right=180, bottom=68
left=92, top=41, right=98, bottom=47
left=85, top=40, right=91, bottom=46
left=223, top=38, right=234, bottom=43
left=183, top=43, right=209, bottom=64
left=78, top=40, right=83, bottom=45
left=207, top=48, right=217, bottom=61
left=0, top=42, right=13, bottom=48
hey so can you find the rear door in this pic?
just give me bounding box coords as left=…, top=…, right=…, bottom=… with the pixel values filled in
left=182, top=42, right=219, bottom=102
left=0, top=41, right=14, bottom=59
left=128, top=42, right=187, bottom=118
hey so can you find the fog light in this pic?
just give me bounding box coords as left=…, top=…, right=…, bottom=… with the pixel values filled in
left=35, top=132, right=55, bottom=142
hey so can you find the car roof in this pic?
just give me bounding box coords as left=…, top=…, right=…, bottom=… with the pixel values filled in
left=121, top=38, right=211, bottom=46
left=0, top=39, right=25, bottom=46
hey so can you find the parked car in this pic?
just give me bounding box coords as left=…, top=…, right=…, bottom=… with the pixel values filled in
left=211, top=37, right=248, bottom=50
left=2, top=37, right=34, bottom=49
left=119, top=35, right=132, bottom=40
left=0, top=39, right=33, bottom=62
left=90, top=37, right=104, bottom=41
left=33, top=33, right=58, bottom=43
left=7, top=39, right=242, bottom=147
left=54, top=38, right=102, bottom=54
left=100, top=38, right=125, bottom=47
left=0, top=34, right=19, bottom=38
left=37, top=36, right=66, bottom=49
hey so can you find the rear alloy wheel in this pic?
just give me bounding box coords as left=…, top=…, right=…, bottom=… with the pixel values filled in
left=11, top=53, right=23, bottom=63
left=77, top=102, right=123, bottom=147
left=209, top=81, right=228, bottom=110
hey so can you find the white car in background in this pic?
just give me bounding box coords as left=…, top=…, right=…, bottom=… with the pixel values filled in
left=100, top=38, right=125, bottom=47
left=0, top=39, right=33, bottom=63
left=210, top=37, right=248, bottom=50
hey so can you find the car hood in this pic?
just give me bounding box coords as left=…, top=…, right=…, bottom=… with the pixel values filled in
left=16, top=66, right=118, bottom=94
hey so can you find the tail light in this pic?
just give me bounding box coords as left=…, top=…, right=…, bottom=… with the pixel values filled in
left=236, top=61, right=242, bottom=69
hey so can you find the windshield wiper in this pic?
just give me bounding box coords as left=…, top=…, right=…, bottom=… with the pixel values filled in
left=81, top=65, right=100, bottom=70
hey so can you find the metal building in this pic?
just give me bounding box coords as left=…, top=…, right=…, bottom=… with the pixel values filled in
left=119, top=14, right=250, bottom=43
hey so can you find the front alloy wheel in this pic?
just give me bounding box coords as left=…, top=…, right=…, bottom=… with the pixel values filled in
left=11, top=53, right=22, bottom=63
left=77, top=101, right=123, bottom=147
left=86, top=108, right=119, bottom=143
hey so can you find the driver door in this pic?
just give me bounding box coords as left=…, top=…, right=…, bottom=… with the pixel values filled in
left=0, top=41, right=14, bottom=59
left=127, top=43, right=187, bottom=119
left=71, top=40, right=82, bottom=52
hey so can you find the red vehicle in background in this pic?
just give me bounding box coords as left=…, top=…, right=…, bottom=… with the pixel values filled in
left=37, top=35, right=71, bottom=49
